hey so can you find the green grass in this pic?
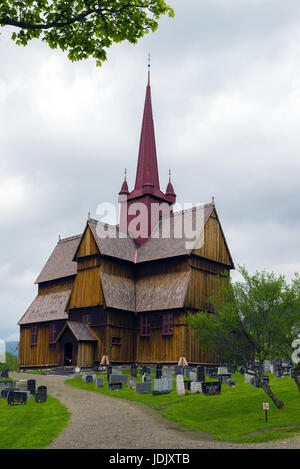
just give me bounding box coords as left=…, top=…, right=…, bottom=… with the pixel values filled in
left=0, top=394, right=70, bottom=449
left=66, top=372, right=300, bottom=444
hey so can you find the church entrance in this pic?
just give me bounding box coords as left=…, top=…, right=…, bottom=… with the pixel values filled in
left=64, top=343, right=73, bottom=366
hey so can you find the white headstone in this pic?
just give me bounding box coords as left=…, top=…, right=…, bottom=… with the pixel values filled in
left=176, top=375, right=185, bottom=396
left=190, top=382, right=202, bottom=394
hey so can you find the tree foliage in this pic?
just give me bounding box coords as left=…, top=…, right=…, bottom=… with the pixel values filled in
left=188, top=266, right=300, bottom=408
left=0, top=1, right=174, bottom=65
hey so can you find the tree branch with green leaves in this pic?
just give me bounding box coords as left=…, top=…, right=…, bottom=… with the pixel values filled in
left=0, top=1, right=174, bottom=65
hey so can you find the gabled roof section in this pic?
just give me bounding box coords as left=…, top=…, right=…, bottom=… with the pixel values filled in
left=56, top=321, right=98, bottom=342
left=18, top=290, right=71, bottom=325
left=35, top=235, right=81, bottom=284
left=100, top=271, right=191, bottom=312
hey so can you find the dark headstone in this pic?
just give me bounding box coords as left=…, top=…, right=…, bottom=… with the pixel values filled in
left=202, top=382, right=221, bottom=396
left=7, top=390, right=28, bottom=405
left=155, top=363, right=163, bottom=379
left=27, top=379, right=36, bottom=395
left=184, top=380, right=191, bottom=391
left=85, top=375, right=94, bottom=385
left=130, top=364, right=137, bottom=378
left=109, top=382, right=122, bottom=391
left=96, top=377, right=104, bottom=388
left=34, top=386, right=47, bottom=403
left=107, top=365, right=112, bottom=381
left=196, top=365, right=205, bottom=382
left=1, top=367, right=9, bottom=378
left=109, top=374, right=128, bottom=385
left=135, top=382, right=152, bottom=394
left=175, top=366, right=183, bottom=376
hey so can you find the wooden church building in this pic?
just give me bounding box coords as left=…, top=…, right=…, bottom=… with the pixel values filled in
left=18, top=70, right=234, bottom=370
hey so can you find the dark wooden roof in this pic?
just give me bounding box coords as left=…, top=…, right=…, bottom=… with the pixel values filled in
left=56, top=321, right=98, bottom=342
left=18, top=290, right=71, bottom=325
left=35, top=235, right=81, bottom=284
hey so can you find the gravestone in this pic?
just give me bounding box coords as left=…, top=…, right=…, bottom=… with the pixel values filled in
left=35, top=386, right=47, bottom=403
left=7, top=390, right=28, bottom=405
left=190, top=382, right=202, bottom=394
left=1, top=367, right=9, bottom=378
left=264, top=361, right=272, bottom=373
left=0, top=379, right=15, bottom=390
left=128, top=377, right=136, bottom=388
left=175, top=366, right=183, bottom=376
left=196, top=365, right=205, bottom=383
left=107, top=365, right=112, bottom=381
left=202, top=382, right=221, bottom=396
left=189, top=371, right=197, bottom=382
left=142, top=373, right=152, bottom=384
left=16, top=379, right=28, bottom=391
left=226, top=379, right=236, bottom=387
left=218, top=373, right=231, bottom=384
left=96, top=377, right=104, bottom=388
left=207, top=367, right=218, bottom=379
left=112, top=368, right=123, bottom=375
left=176, top=375, right=185, bottom=396
left=218, top=366, right=229, bottom=375
left=109, top=374, right=128, bottom=385
left=155, top=363, right=163, bottom=379
left=166, top=377, right=173, bottom=392
left=135, top=382, right=152, bottom=394
left=109, top=382, right=122, bottom=391
left=184, top=380, right=191, bottom=391
left=85, top=375, right=94, bottom=385
left=27, top=379, right=36, bottom=395
left=130, top=364, right=137, bottom=378
left=162, top=368, right=172, bottom=379
left=154, top=378, right=169, bottom=393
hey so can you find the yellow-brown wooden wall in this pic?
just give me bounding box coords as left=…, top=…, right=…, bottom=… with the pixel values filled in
left=19, top=324, right=64, bottom=368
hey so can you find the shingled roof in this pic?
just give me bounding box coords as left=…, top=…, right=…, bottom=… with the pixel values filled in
left=100, top=271, right=191, bottom=312
left=87, top=203, right=214, bottom=264
left=18, top=290, right=71, bottom=325
left=35, top=235, right=81, bottom=284
left=56, top=321, right=98, bottom=342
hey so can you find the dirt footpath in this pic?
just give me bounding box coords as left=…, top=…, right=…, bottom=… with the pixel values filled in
left=10, top=372, right=300, bottom=449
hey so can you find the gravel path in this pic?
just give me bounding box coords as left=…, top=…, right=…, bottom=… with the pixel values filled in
left=10, top=372, right=300, bottom=449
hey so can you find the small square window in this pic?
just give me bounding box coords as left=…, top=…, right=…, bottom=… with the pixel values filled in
left=112, top=337, right=121, bottom=345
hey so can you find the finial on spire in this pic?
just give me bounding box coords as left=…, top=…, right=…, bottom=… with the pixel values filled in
left=88, top=211, right=91, bottom=220
left=169, top=168, right=171, bottom=180
left=212, top=196, right=215, bottom=206
left=147, top=53, right=151, bottom=85
left=124, top=168, right=127, bottom=179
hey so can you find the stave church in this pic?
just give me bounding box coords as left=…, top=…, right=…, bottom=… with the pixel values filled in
left=18, top=67, right=234, bottom=370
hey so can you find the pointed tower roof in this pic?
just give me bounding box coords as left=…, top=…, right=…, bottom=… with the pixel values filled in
left=119, top=169, right=129, bottom=195
left=134, top=68, right=160, bottom=192
left=127, top=62, right=173, bottom=203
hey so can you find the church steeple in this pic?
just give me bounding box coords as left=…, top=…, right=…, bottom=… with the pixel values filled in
left=134, top=58, right=160, bottom=193
left=119, top=61, right=176, bottom=243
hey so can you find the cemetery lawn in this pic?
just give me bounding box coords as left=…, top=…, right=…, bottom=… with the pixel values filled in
left=66, top=372, right=300, bottom=444
left=0, top=394, right=70, bottom=449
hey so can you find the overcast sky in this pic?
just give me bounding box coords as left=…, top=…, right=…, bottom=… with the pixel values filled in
left=1, top=0, right=300, bottom=342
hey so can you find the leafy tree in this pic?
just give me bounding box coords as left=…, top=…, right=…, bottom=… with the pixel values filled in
left=0, top=1, right=174, bottom=65
left=188, top=266, right=300, bottom=409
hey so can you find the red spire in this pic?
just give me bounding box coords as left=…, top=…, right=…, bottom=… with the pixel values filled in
left=165, top=169, right=176, bottom=204
left=134, top=67, right=160, bottom=192
left=119, top=169, right=129, bottom=195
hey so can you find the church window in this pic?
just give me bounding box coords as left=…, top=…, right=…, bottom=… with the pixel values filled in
left=140, top=315, right=151, bottom=336
left=82, top=313, right=91, bottom=324
left=49, top=323, right=57, bottom=344
left=162, top=313, right=173, bottom=335
left=30, top=326, right=38, bottom=345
